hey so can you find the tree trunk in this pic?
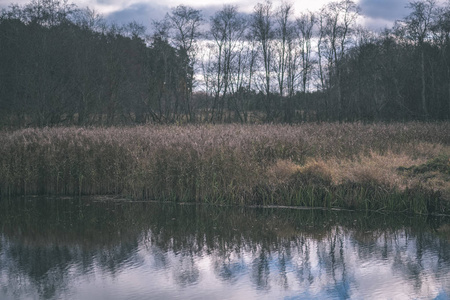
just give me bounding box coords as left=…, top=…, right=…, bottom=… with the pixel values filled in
left=421, top=49, right=428, bottom=118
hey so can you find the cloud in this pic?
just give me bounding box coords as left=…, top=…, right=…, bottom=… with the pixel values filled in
left=101, top=0, right=413, bottom=33
left=358, top=0, right=410, bottom=22
left=0, top=0, right=426, bottom=33
left=103, top=2, right=248, bottom=34
left=358, top=0, right=448, bottom=30
left=104, top=2, right=169, bottom=30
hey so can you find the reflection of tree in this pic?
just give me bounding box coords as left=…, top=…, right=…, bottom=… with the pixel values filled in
left=2, top=242, right=74, bottom=299
left=277, top=251, right=289, bottom=289
left=173, top=254, right=200, bottom=287
left=251, top=249, right=271, bottom=290
left=1, top=239, right=143, bottom=299
left=212, top=253, right=246, bottom=284
left=0, top=198, right=146, bottom=299
left=295, top=238, right=314, bottom=285
left=0, top=197, right=449, bottom=299
left=97, top=241, right=144, bottom=275
left=388, top=229, right=450, bottom=293
left=150, top=246, right=170, bottom=271
left=315, top=227, right=353, bottom=299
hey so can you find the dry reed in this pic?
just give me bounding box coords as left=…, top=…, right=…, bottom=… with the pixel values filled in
left=0, top=122, right=449, bottom=213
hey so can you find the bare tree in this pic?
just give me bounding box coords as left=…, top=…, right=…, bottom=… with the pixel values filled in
left=296, top=11, right=315, bottom=93
left=251, top=0, right=275, bottom=121
left=317, top=0, right=360, bottom=120
left=274, top=2, right=294, bottom=97
left=209, top=5, right=246, bottom=122
left=432, top=2, right=450, bottom=118
left=402, top=0, right=437, bottom=118
left=166, top=5, right=203, bottom=122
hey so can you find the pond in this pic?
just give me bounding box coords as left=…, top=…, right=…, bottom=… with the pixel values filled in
left=0, top=197, right=449, bottom=299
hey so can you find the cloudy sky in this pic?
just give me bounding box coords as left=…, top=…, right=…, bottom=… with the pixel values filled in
left=0, top=0, right=443, bottom=31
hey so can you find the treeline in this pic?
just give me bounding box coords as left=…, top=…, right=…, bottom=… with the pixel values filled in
left=0, top=0, right=192, bottom=126
left=0, top=0, right=449, bottom=126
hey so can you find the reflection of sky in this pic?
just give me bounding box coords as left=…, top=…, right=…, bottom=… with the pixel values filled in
left=118, top=231, right=448, bottom=299
left=1, top=229, right=450, bottom=300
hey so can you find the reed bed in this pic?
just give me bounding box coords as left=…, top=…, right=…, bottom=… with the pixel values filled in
left=0, top=122, right=449, bottom=214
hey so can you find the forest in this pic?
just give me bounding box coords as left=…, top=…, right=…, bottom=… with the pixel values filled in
left=1, top=0, right=450, bottom=127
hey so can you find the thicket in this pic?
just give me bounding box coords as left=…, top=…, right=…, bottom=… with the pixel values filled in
left=1, top=0, right=450, bottom=127
left=0, top=0, right=191, bottom=127
left=1, top=123, right=449, bottom=214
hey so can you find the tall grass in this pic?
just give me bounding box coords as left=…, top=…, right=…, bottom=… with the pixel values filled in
left=1, top=122, right=449, bottom=213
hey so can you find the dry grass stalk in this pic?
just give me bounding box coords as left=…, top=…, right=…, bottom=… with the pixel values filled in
left=0, top=122, right=449, bottom=213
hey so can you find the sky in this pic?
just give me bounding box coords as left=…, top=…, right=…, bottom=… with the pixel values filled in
left=0, top=0, right=442, bottom=32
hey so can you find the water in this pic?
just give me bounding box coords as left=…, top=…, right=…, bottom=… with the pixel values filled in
left=0, top=197, right=449, bottom=300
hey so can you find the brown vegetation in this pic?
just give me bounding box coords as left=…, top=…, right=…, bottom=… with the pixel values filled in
left=0, top=122, right=449, bottom=214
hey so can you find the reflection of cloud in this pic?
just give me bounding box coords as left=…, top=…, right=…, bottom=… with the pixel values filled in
left=2, top=228, right=450, bottom=300
left=2, top=198, right=450, bottom=300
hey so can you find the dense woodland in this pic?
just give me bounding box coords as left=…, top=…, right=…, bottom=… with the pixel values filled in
left=1, top=0, right=450, bottom=126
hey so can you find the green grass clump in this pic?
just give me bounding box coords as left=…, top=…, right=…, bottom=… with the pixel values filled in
left=0, top=122, right=449, bottom=214
left=398, top=155, right=450, bottom=175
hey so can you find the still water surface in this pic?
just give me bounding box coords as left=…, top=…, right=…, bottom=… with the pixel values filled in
left=0, top=197, right=449, bottom=299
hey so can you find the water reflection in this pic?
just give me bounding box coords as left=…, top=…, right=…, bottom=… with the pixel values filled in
left=0, top=197, right=449, bottom=299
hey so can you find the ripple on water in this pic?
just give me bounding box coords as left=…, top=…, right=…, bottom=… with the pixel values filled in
left=1, top=199, right=450, bottom=300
